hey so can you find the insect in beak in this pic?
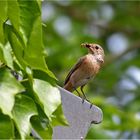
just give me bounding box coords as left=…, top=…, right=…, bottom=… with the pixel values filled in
left=81, top=43, right=91, bottom=48
left=81, top=43, right=93, bottom=53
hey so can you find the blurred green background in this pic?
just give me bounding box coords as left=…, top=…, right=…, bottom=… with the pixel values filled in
left=42, top=1, right=140, bottom=139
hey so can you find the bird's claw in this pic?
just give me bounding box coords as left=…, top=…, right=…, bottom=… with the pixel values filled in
left=82, top=98, right=85, bottom=104
left=81, top=98, right=93, bottom=109
left=86, top=99, right=93, bottom=108
left=90, top=103, right=93, bottom=109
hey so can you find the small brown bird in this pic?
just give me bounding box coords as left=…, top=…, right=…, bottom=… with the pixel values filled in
left=64, top=43, right=105, bottom=103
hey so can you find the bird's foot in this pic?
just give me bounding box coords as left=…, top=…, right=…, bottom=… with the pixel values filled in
left=81, top=98, right=93, bottom=108
left=90, top=102, right=93, bottom=109
left=82, top=98, right=85, bottom=104
left=85, top=99, right=93, bottom=108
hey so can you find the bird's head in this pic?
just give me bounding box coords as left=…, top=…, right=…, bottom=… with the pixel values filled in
left=81, top=43, right=105, bottom=64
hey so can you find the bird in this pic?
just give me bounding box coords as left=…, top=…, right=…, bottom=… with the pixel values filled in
left=63, top=43, right=105, bottom=105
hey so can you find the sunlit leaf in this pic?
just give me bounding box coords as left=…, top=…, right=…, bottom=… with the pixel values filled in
left=2, top=42, right=13, bottom=69
left=33, top=79, right=61, bottom=119
left=0, top=68, right=24, bottom=118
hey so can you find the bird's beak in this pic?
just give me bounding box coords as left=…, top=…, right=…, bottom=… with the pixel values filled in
left=81, top=43, right=94, bottom=53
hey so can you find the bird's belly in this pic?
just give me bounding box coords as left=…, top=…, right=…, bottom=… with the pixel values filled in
left=70, top=69, right=92, bottom=88
left=74, top=78, right=90, bottom=88
left=70, top=58, right=100, bottom=88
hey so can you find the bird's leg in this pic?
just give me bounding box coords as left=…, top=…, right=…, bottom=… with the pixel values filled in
left=74, top=88, right=84, bottom=104
left=80, top=86, right=93, bottom=108
left=80, top=86, right=87, bottom=103
left=75, top=89, right=82, bottom=98
left=80, top=85, right=88, bottom=100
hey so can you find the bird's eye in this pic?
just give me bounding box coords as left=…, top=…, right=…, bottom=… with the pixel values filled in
left=95, top=46, right=99, bottom=50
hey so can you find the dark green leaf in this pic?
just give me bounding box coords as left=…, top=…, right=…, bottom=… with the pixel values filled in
left=31, top=116, right=52, bottom=139
left=0, top=44, right=5, bottom=63
left=0, top=112, right=14, bottom=139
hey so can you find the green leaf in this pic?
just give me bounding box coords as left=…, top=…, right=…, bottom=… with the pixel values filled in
left=17, top=0, right=41, bottom=44
left=2, top=42, right=13, bottom=69
left=52, top=105, right=68, bottom=126
left=8, top=0, right=20, bottom=32
left=7, top=0, right=56, bottom=79
left=0, top=21, right=5, bottom=45
left=31, top=116, right=52, bottom=139
left=0, top=0, right=8, bottom=22
left=12, top=94, right=37, bottom=139
left=0, top=112, right=14, bottom=139
left=0, top=42, right=13, bottom=69
left=0, top=68, right=24, bottom=118
left=0, top=0, right=8, bottom=44
left=33, top=79, right=61, bottom=119
left=0, top=44, right=5, bottom=63
left=7, top=26, right=26, bottom=69
left=23, top=13, right=56, bottom=79
left=31, top=104, right=52, bottom=139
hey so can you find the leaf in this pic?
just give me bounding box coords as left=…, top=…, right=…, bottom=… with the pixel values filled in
left=7, top=25, right=26, bottom=69
left=0, top=68, right=24, bottom=118
left=0, top=0, right=7, bottom=22
left=0, top=112, right=14, bottom=139
left=0, top=44, right=5, bottom=63
left=0, top=21, right=5, bottom=45
left=0, top=0, right=8, bottom=44
left=22, top=10, right=56, bottom=79
left=33, top=79, right=61, bottom=119
left=12, top=94, right=38, bottom=139
left=31, top=104, right=52, bottom=139
left=0, top=42, right=13, bottom=69
left=8, top=0, right=20, bottom=32
left=17, top=0, right=41, bottom=44
left=2, top=42, right=13, bottom=69
left=7, top=0, right=56, bottom=79
left=31, top=116, right=52, bottom=139
left=52, top=105, right=68, bottom=126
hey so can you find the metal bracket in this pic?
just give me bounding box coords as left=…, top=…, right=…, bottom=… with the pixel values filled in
left=53, top=87, right=103, bottom=139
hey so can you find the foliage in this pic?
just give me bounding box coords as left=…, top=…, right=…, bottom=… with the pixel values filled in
left=0, top=0, right=67, bottom=139
left=42, top=1, right=140, bottom=139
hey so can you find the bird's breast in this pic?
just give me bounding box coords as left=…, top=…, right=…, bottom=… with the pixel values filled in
left=82, top=55, right=101, bottom=77
left=70, top=55, right=101, bottom=88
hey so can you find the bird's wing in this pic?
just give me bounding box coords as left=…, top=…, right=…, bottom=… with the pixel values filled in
left=64, top=56, right=86, bottom=85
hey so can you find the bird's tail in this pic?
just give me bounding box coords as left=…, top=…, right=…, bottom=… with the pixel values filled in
left=63, top=81, right=73, bottom=92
